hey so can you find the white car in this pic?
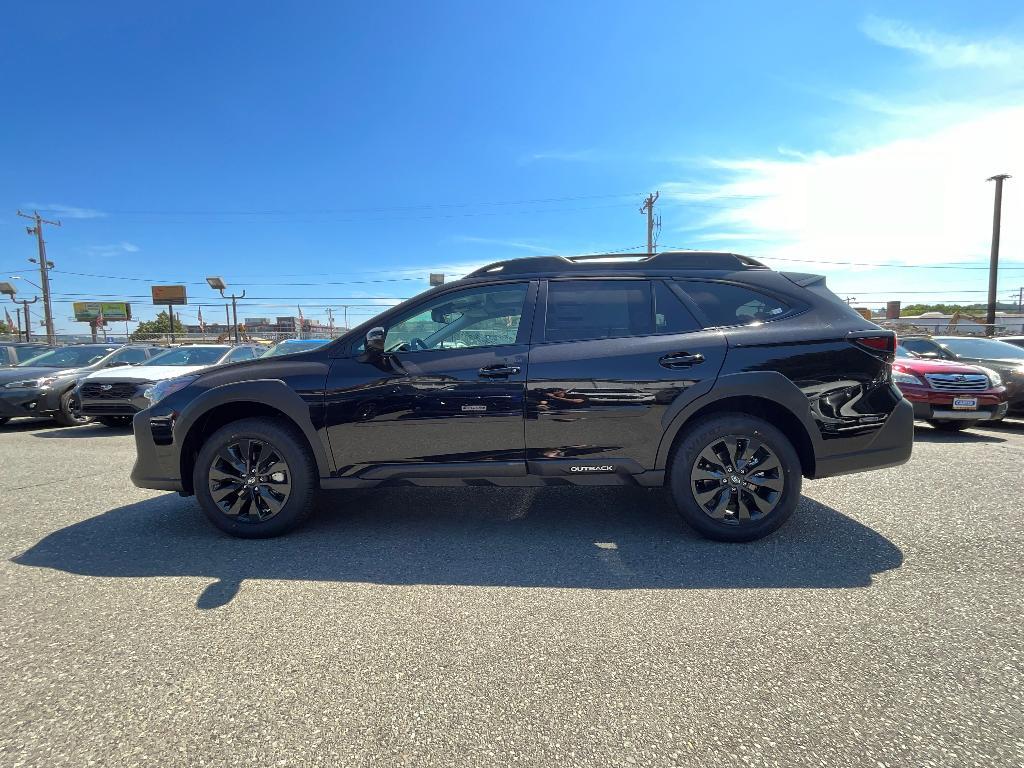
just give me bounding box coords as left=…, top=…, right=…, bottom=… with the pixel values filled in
left=75, top=344, right=261, bottom=427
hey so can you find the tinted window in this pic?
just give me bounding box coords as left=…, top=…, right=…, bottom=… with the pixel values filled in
left=545, top=280, right=654, bottom=342
left=385, top=283, right=528, bottom=352
left=144, top=347, right=229, bottom=366
left=937, top=337, right=1024, bottom=360
left=225, top=347, right=256, bottom=362
left=654, top=281, right=699, bottom=334
left=111, top=347, right=150, bottom=364
left=681, top=282, right=791, bottom=327
left=901, top=338, right=943, bottom=356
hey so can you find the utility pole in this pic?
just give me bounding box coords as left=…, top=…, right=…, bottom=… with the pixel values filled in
left=326, top=308, right=335, bottom=337
left=17, top=211, right=60, bottom=345
left=985, top=174, right=1011, bottom=336
left=14, top=296, right=38, bottom=342
left=640, top=192, right=660, bottom=254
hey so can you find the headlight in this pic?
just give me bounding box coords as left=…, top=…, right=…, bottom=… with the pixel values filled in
left=4, top=376, right=57, bottom=390
left=977, top=367, right=1002, bottom=387
left=891, top=369, right=923, bottom=385
left=144, top=375, right=199, bottom=405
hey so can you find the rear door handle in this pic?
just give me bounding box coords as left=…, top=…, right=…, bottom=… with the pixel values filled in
left=479, top=364, right=522, bottom=378
left=659, top=352, right=705, bottom=369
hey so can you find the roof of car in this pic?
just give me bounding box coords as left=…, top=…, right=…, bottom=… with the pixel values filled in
left=465, top=250, right=768, bottom=278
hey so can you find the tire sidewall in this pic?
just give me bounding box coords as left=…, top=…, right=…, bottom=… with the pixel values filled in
left=53, top=388, right=93, bottom=427
left=193, top=418, right=316, bottom=538
left=669, top=413, right=802, bottom=542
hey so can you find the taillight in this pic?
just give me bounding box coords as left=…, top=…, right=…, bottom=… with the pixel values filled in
left=849, top=332, right=896, bottom=356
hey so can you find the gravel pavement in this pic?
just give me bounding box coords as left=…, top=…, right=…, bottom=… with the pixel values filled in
left=1, top=417, right=1022, bottom=767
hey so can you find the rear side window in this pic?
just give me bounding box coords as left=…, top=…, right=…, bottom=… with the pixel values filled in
left=546, top=280, right=651, bottom=342
left=654, top=281, right=699, bottom=334
left=680, top=281, right=791, bottom=327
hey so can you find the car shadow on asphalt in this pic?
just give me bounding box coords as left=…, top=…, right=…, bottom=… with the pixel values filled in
left=30, top=424, right=132, bottom=438
left=912, top=424, right=1007, bottom=443
left=0, top=418, right=59, bottom=433
left=12, top=486, right=903, bottom=610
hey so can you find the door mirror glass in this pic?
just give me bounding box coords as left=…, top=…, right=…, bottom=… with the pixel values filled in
left=366, top=326, right=386, bottom=354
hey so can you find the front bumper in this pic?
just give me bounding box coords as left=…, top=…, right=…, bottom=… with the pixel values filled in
left=78, top=392, right=152, bottom=418
left=899, top=386, right=1009, bottom=422
left=130, top=410, right=185, bottom=492
left=0, top=387, right=46, bottom=419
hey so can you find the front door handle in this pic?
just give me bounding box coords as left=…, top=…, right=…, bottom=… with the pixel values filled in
left=479, top=364, right=521, bottom=378
left=659, top=352, right=705, bottom=369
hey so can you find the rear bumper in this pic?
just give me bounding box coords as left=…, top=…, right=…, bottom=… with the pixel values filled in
left=130, top=411, right=185, bottom=492
left=812, top=397, right=914, bottom=479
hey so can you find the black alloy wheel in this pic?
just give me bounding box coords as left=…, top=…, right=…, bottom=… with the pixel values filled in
left=208, top=438, right=293, bottom=522
left=670, top=413, right=801, bottom=542
left=52, top=390, right=93, bottom=427
left=690, top=435, right=784, bottom=524
left=194, top=417, right=317, bottom=538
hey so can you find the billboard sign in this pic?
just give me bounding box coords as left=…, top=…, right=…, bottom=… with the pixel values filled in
left=72, top=302, right=132, bottom=322
left=151, top=285, right=187, bottom=305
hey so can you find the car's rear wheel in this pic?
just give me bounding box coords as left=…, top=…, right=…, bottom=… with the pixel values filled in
left=927, top=420, right=977, bottom=432
left=51, top=390, right=93, bottom=427
left=193, top=417, right=317, bottom=538
left=669, top=413, right=801, bottom=542
left=98, top=416, right=133, bottom=428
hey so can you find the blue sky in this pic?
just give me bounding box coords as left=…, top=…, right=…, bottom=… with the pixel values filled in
left=2, top=1, right=1023, bottom=333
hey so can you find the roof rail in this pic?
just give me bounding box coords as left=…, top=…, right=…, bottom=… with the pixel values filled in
left=465, top=250, right=766, bottom=277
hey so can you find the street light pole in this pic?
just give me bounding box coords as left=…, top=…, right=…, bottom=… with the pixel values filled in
left=206, top=277, right=245, bottom=344
left=14, top=297, right=38, bottom=342
left=986, top=174, right=1011, bottom=336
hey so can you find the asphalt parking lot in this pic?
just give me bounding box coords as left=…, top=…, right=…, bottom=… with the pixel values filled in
left=1, top=418, right=1022, bottom=767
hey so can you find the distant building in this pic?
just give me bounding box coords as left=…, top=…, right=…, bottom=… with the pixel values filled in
left=183, top=315, right=335, bottom=338
left=886, top=311, right=1024, bottom=335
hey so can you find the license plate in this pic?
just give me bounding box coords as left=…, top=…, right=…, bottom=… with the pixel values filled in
left=952, top=397, right=978, bottom=410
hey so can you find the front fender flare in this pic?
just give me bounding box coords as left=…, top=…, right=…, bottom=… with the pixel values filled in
left=174, top=378, right=333, bottom=478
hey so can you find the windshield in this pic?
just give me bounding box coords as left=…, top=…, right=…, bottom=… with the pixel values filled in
left=143, top=347, right=228, bottom=366
left=895, top=345, right=916, bottom=359
left=261, top=340, right=330, bottom=357
left=17, top=346, right=117, bottom=368
left=938, top=337, right=1024, bottom=360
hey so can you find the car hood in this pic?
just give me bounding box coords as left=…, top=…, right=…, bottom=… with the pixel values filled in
left=0, top=365, right=75, bottom=384
left=893, top=358, right=985, bottom=375
left=83, top=364, right=212, bottom=383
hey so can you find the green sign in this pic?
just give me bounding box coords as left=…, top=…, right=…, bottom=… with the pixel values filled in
left=72, top=302, right=132, bottom=322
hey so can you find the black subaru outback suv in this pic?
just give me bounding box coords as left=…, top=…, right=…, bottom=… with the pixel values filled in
left=131, top=252, right=912, bottom=541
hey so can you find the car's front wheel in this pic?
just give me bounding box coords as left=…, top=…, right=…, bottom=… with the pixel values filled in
left=51, top=390, right=93, bottom=427
left=193, top=417, right=317, bottom=538
left=669, top=413, right=802, bottom=542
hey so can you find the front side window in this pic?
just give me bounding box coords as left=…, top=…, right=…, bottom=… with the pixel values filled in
left=384, top=283, right=528, bottom=352
left=681, top=282, right=791, bottom=327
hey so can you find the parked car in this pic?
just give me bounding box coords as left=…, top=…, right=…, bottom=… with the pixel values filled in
left=260, top=339, right=331, bottom=357
left=997, top=336, right=1024, bottom=349
left=76, top=344, right=262, bottom=427
left=0, top=344, right=136, bottom=426
left=892, top=345, right=1008, bottom=431
left=900, top=335, right=1024, bottom=415
left=0, top=343, right=52, bottom=367
left=130, top=251, right=913, bottom=542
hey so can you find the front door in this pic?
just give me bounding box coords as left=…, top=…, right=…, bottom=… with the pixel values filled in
left=526, top=278, right=728, bottom=471
left=325, top=281, right=535, bottom=477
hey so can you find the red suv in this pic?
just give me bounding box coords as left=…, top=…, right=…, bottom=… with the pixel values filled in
left=893, top=345, right=1008, bottom=431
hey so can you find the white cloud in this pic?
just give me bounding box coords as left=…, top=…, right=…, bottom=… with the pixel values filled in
left=23, top=203, right=106, bottom=219
left=862, top=15, right=1024, bottom=70
left=79, top=242, right=140, bottom=258
left=519, top=149, right=596, bottom=164
left=666, top=106, right=1023, bottom=268
left=451, top=235, right=554, bottom=254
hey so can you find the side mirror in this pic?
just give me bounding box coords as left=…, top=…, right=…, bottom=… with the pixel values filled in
left=366, top=327, right=386, bottom=354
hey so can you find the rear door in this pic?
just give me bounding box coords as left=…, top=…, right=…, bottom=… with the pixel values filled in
left=525, top=278, right=727, bottom=472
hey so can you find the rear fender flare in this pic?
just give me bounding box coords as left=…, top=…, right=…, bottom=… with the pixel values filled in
left=655, top=371, right=821, bottom=469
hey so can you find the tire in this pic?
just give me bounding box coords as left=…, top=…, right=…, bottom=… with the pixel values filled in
left=927, top=420, right=977, bottom=432
left=668, top=413, right=802, bottom=542
left=193, top=417, right=317, bottom=538
left=98, top=416, right=133, bottom=428
left=51, top=390, right=93, bottom=427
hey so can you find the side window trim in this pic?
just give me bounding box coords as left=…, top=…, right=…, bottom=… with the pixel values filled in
left=674, top=278, right=804, bottom=329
